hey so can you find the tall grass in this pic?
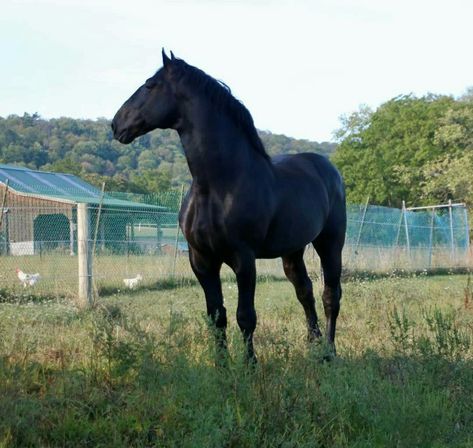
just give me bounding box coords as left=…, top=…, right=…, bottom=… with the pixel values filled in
left=0, top=275, right=472, bottom=446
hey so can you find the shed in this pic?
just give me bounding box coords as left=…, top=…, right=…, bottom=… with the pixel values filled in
left=0, top=164, right=168, bottom=256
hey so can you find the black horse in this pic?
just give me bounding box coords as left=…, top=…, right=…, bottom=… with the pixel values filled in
left=112, top=51, right=346, bottom=361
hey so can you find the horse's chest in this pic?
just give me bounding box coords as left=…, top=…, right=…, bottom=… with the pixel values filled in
left=180, top=195, right=228, bottom=253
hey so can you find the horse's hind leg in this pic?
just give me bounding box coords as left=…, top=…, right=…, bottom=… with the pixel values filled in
left=282, top=249, right=322, bottom=342
left=313, top=230, right=344, bottom=349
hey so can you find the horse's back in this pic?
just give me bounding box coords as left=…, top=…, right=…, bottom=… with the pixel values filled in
left=272, top=152, right=345, bottom=210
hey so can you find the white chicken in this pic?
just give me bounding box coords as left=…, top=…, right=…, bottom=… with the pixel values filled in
left=123, top=274, right=143, bottom=290
left=16, top=268, right=41, bottom=287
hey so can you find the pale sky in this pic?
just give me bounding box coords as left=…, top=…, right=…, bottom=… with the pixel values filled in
left=1, top=0, right=472, bottom=142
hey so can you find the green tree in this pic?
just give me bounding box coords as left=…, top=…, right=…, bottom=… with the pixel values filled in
left=421, top=96, right=473, bottom=205
left=332, top=95, right=455, bottom=206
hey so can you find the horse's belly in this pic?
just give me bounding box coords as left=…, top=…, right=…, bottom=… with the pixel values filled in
left=257, top=211, right=325, bottom=258
left=257, top=235, right=316, bottom=259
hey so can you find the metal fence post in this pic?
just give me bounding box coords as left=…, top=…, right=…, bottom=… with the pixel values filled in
left=156, top=220, right=162, bottom=254
left=353, top=196, right=369, bottom=261
left=394, top=206, right=403, bottom=249
left=92, top=182, right=106, bottom=257
left=91, top=182, right=106, bottom=300
left=464, top=206, right=470, bottom=256
left=78, top=203, right=93, bottom=307
left=448, top=199, right=455, bottom=261
left=428, top=208, right=435, bottom=268
left=402, top=201, right=411, bottom=262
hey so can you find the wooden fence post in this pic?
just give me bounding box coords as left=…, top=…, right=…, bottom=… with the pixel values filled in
left=78, top=203, right=93, bottom=307
left=69, top=218, right=75, bottom=256
left=0, top=179, right=9, bottom=231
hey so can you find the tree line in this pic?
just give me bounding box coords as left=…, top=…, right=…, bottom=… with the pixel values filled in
left=0, top=114, right=335, bottom=194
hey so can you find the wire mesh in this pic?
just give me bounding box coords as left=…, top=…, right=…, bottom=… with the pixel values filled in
left=0, top=185, right=471, bottom=300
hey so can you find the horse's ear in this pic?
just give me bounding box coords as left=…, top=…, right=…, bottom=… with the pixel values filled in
left=170, top=51, right=176, bottom=61
left=162, top=48, right=171, bottom=67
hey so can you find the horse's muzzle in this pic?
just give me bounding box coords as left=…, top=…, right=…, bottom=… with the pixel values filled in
left=111, top=109, right=145, bottom=144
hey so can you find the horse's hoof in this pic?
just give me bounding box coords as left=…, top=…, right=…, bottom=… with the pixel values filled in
left=245, top=353, right=258, bottom=368
left=307, top=328, right=323, bottom=343
left=322, top=343, right=337, bottom=362
left=215, top=356, right=229, bottom=369
left=214, top=347, right=231, bottom=369
left=322, top=350, right=336, bottom=362
left=307, top=339, right=336, bottom=363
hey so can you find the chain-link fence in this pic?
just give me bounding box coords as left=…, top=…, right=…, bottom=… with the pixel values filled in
left=0, top=185, right=471, bottom=301
left=345, top=201, right=470, bottom=272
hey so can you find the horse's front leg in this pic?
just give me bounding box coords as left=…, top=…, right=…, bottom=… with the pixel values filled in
left=229, top=249, right=257, bottom=363
left=188, top=248, right=227, bottom=359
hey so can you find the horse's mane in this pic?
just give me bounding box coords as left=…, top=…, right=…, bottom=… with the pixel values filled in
left=170, top=59, right=270, bottom=161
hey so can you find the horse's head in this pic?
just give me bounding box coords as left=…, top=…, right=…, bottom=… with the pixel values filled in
left=112, top=50, right=181, bottom=144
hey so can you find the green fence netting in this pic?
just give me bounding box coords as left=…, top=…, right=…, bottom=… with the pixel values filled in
left=0, top=186, right=470, bottom=299
left=346, top=203, right=469, bottom=250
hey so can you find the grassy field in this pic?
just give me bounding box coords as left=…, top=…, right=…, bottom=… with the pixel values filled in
left=1, top=274, right=472, bottom=447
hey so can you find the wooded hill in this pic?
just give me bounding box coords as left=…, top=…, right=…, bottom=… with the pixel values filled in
left=0, top=114, right=336, bottom=194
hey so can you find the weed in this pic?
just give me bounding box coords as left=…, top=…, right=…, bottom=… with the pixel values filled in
left=420, top=308, right=471, bottom=360
left=388, top=306, right=414, bottom=353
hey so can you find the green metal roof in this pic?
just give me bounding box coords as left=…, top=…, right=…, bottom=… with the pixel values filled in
left=0, top=164, right=166, bottom=211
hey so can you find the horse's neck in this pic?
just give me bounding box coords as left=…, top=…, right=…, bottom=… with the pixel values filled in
left=178, top=107, right=270, bottom=191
